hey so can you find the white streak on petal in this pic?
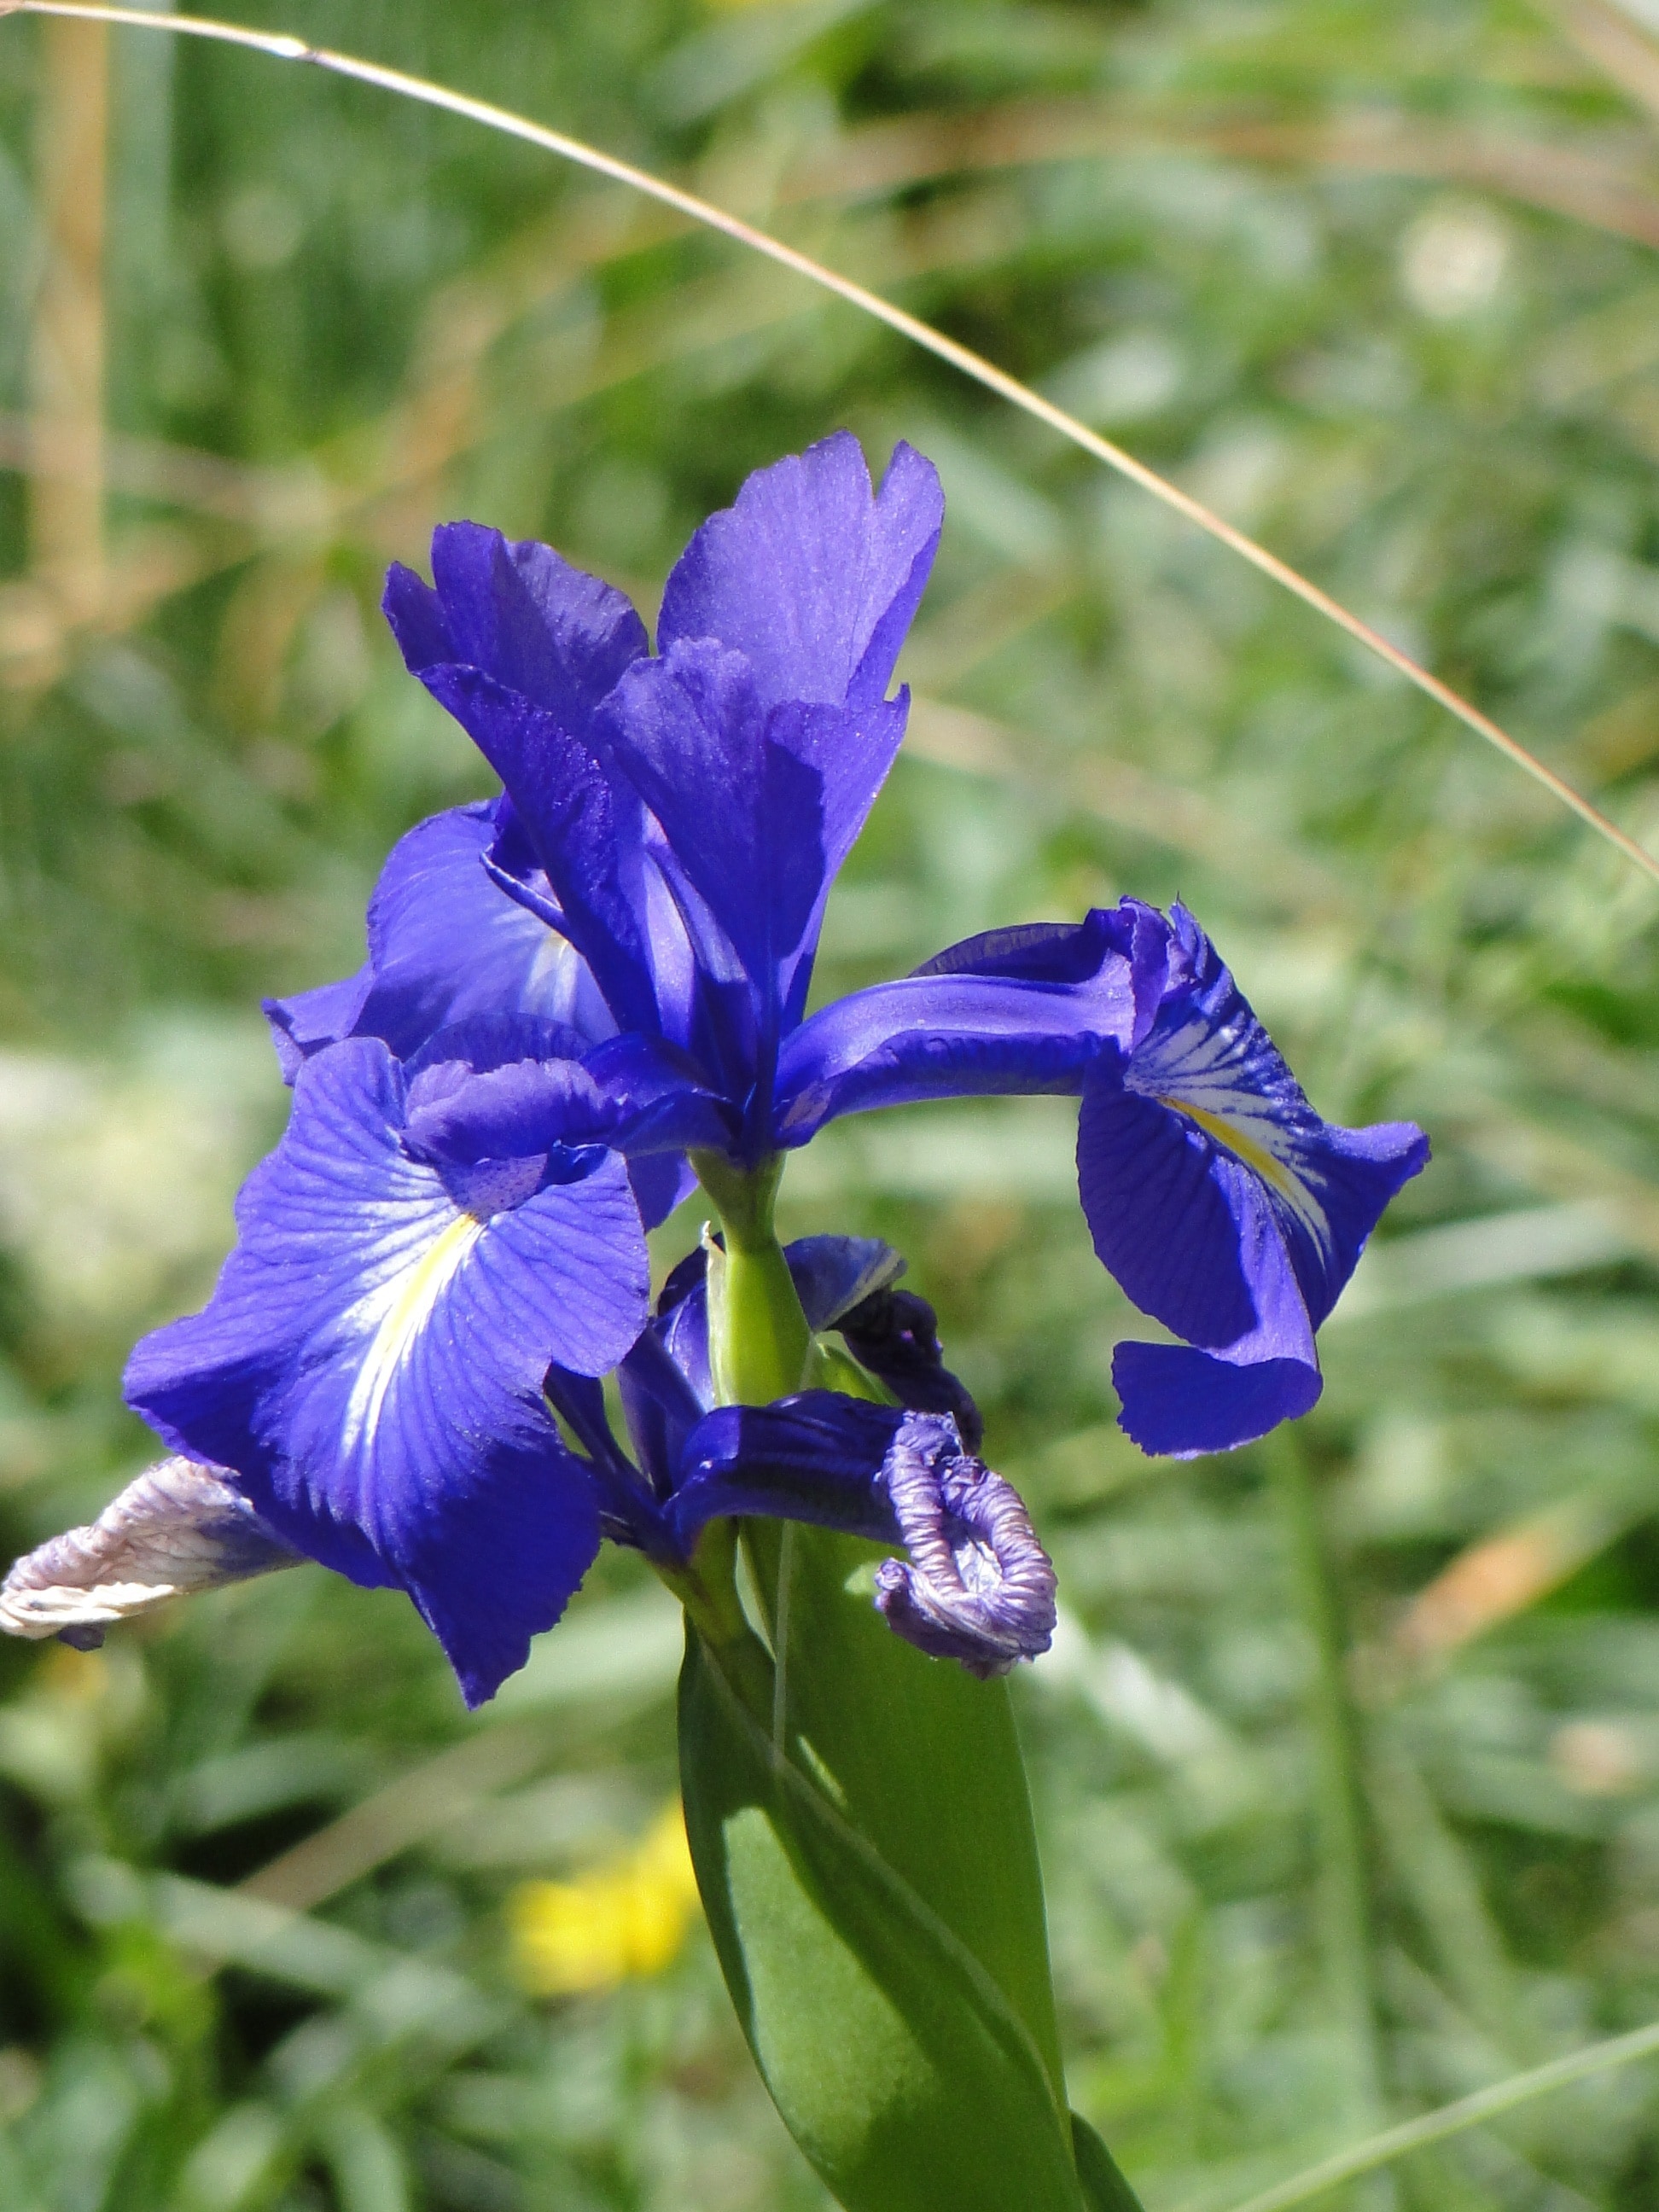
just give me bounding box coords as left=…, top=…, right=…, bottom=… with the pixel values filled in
left=340, top=1209, right=485, bottom=1457
left=0, top=1458, right=296, bottom=1642
left=1134, top=1007, right=1333, bottom=1253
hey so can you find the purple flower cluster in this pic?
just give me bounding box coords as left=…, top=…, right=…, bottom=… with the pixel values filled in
left=3, top=435, right=1425, bottom=1702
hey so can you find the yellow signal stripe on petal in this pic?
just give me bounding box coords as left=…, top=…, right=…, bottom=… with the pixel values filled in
left=341, top=1212, right=485, bottom=1454
left=1161, top=1095, right=1332, bottom=1253
left=1167, top=1099, right=1300, bottom=1197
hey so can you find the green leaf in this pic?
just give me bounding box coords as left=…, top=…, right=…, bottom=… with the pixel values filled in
left=679, top=1620, right=1086, bottom=2212
left=1071, top=2113, right=1148, bottom=2212
left=748, top=1521, right=1068, bottom=2099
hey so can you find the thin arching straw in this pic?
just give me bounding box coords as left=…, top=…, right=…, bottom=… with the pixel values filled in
left=6, top=0, right=1657, bottom=886
left=1217, top=2012, right=1659, bottom=2212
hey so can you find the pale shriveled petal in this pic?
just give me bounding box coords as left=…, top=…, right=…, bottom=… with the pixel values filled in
left=0, top=1458, right=297, bottom=1647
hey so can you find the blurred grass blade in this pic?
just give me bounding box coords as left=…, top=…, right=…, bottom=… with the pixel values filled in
left=315, top=2104, right=411, bottom=2212
left=241, top=1589, right=682, bottom=1912
left=29, top=6, right=107, bottom=621
left=1392, top=1489, right=1640, bottom=1664
left=7, top=2, right=1656, bottom=884
left=791, top=99, right=1659, bottom=253
left=1543, top=0, right=1659, bottom=121
left=1217, top=2016, right=1659, bottom=2212
left=1265, top=1435, right=1388, bottom=2170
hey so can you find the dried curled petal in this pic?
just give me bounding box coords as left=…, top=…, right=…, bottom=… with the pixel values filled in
left=874, top=1416, right=1057, bottom=1679
left=0, top=1458, right=297, bottom=1648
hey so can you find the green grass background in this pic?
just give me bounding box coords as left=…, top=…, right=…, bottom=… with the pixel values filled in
left=3, top=1, right=1659, bottom=2204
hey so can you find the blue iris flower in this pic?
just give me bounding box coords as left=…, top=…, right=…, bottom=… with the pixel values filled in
left=9, top=1238, right=1054, bottom=1703
left=9, top=433, right=1428, bottom=1703
left=277, top=432, right=1425, bottom=1443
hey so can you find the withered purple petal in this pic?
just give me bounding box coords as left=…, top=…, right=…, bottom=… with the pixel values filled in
left=874, top=1415, right=1057, bottom=1678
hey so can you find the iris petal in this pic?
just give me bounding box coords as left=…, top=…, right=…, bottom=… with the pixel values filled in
left=666, top=1394, right=903, bottom=1555
left=1119, top=908, right=1429, bottom=1330
left=382, top=525, right=674, bottom=1041
left=657, top=432, right=943, bottom=714
left=773, top=957, right=1140, bottom=1144
left=387, top=522, right=647, bottom=731
left=416, top=668, right=667, bottom=1038
left=372, top=445, right=952, bottom=1113
left=1111, top=1342, right=1323, bottom=1460
left=598, top=643, right=911, bottom=1039
left=1074, top=1078, right=1258, bottom=1351
left=265, top=969, right=373, bottom=1084
left=771, top=903, right=1171, bottom=1143
left=836, top=1284, right=985, bottom=1451
left=1100, top=1155, right=1324, bottom=1457
left=912, top=905, right=1172, bottom=1018
left=124, top=1036, right=648, bottom=1703
left=597, top=643, right=824, bottom=991
left=264, top=803, right=612, bottom=1083
left=1079, top=909, right=1427, bottom=1455
left=403, top=1027, right=735, bottom=1170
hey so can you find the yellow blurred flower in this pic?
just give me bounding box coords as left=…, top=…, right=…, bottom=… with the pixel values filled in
left=509, top=1799, right=701, bottom=1996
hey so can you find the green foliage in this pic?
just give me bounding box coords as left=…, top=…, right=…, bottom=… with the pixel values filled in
left=3, top=0, right=1659, bottom=2206
left=742, top=1522, right=1068, bottom=2101
left=1073, top=2110, right=1150, bottom=2212
left=679, top=1598, right=1086, bottom=2212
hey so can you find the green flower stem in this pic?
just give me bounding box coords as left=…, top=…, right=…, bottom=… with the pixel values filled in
left=665, top=1150, right=813, bottom=1732
left=685, top=1146, right=1073, bottom=2125
left=691, top=1150, right=812, bottom=1406
left=659, top=1525, right=777, bottom=1725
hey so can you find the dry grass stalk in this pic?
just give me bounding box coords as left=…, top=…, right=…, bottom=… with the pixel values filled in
left=29, top=11, right=107, bottom=627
